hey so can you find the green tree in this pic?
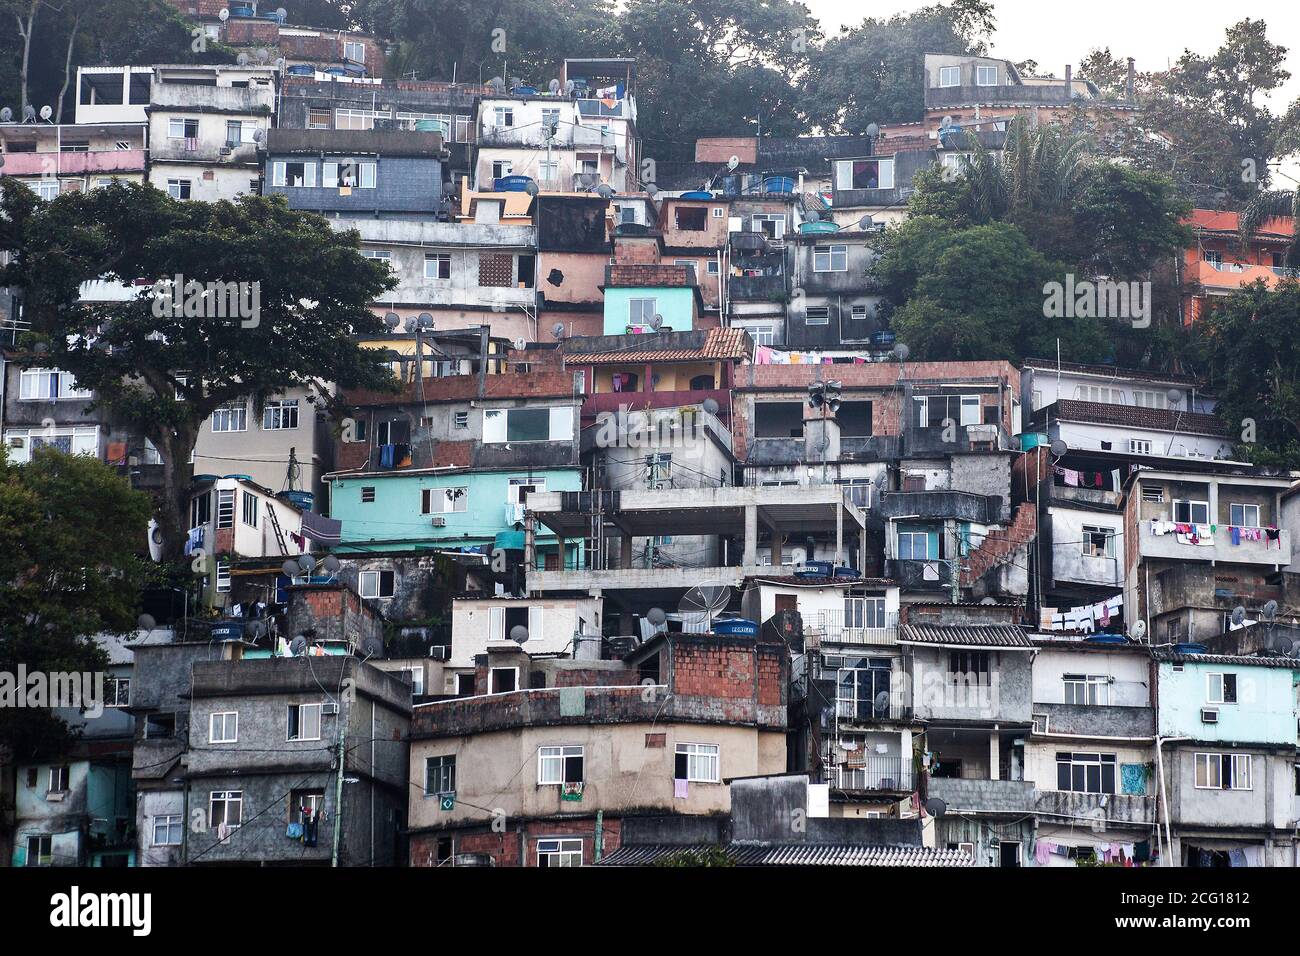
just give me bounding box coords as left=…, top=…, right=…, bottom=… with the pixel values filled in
left=0, top=447, right=151, bottom=756
left=0, top=180, right=397, bottom=561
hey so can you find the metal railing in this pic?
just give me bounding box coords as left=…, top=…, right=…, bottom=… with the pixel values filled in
left=835, top=757, right=913, bottom=791
left=807, top=610, right=898, bottom=646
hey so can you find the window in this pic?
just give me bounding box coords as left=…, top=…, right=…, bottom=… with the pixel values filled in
left=215, top=489, right=235, bottom=530
left=1075, top=385, right=1124, bottom=404
left=1133, top=389, right=1168, bottom=409
left=1229, top=503, right=1261, bottom=528
left=290, top=789, right=325, bottom=825
left=646, top=453, right=672, bottom=486
left=190, top=492, right=211, bottom=528
left=712, top=207, right=725, bottom=218
left=938, top=65, right=961, bottom=87
left=273, top=161, right=316, bottom=188
left=47, top=765, right=69, bottom=793
left=490, top=667, right=518, bottom=694
left=19, top=368, right=89, bottom=400
left=1062, top=674, right=1108, bottom=705
left=491, top=106, right=514, bottom=128
left=537, top=837, right=583, bottom=867
left=675, top=743, right=720, bottom=782
left=750, top=325, right=775, bottom=346
left=358, top=569, right=395, bottom=599
left=424, top=253, right=451, bottom=280
left=975, top=65, right=998, bottom=85
left=105, top=677, right=130, bottom=707
left=751, top=213, right=785, bottom=239
left=837, top=659, right=893, bottom=720
left=1128, top=439, right=1152, bottom=455
left=335, top=108, right=389, bottom=130
left=1195, top=753, right=1251, bottom=790
left=263, top=399, right=299, bottom=430
left=225, top=120, right=249, bottom=147
left=628, top=297, right=658, bottom=326
left=835, top=158, right=894, bottom=191
left=1207, top=673, right=1238, bottom=705
left=361, top=249, right=391, bottom=265
left=343, top=40, right=366, bottom=63
left=538, top=160, right=559, bottom=182
left=360, top=486, right=376, bottom=503
left=168, top=118, right=199, bottom=139
left=675, top=206, right=708, bottom=231
left=805, top=306, right=830, bottom=325
left=211, top=401, right=247, bottom=432
left=287, top=703, right=323, bottom=741
left=152, top=815, right=182, bottom=847
left=308, top=108, right=331, bottom=129
left=482, top=406, right=571, bottom=443
left=209, top=790, right=243, bottom=829
left=5, top=425, right=99, bottom=463
left=913, top=394, right=981, bottom=428
left=490, top=160, right=513, bottom=180
left=706, top=259, right=720, bottom=275
left=209, top=711, right=238, bottom=743
left=422, top=486, right=468, bottom=514
left=453, top=411, right=469, bottom=429
left=813, top=244, right=848, bottom=272
left=538, top=745, right=584, bottom=785
left=426, top=755, right=455, bottom=795
left=844, top=596, right=887, bottom=630
left=1081, top=525, right=1114, bottom=558
left=1056, top=752, right=1117, bottom=794
left=404, top=666, right=425, bottom=696
left=1141, top=484, right=1164, bottom=503
left=1173, top=499, right=1210, bottom=524
left=948, top=651, right=990, bottom=686
left=896, top=530, right=933, bottom=560
left=25, top=835, right=52, bottom=867
left=241, top=491, right=258, bottom=528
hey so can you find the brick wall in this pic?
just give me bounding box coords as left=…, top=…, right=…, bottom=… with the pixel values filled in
left=608, top=264, right=692, bottom=287
left=410, top=816, right=623, bottom=867
left=164, top=0, right=226, bottom=16
left=613, top=236, right=661, bottom=265
left=224, top=19, right=279, bottom=44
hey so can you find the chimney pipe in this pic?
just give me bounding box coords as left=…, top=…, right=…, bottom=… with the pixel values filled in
left=1064, top=64, right=1072, bottom=98
left=1126, top=57, right=1135, bottom=101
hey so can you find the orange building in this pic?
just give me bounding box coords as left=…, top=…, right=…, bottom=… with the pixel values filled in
left=1181, top=209, right=1297, bottom=324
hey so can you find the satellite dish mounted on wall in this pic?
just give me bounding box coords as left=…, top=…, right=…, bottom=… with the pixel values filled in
left=1129, top=620, right=1147, bottom=641
left=551, top=322, right=567, bottom=339
left=219, top=8, right=229, bottom=20
left=0, top=107, right=13, bottom=122
left=548, top=79, right=561, bottom=94
left=510, top=625, right=529, bottom=643
left=678, top=585, right=731, bottom=632
left=866, top=122, right=880, bottom=137
left=595, top=184, right=614, bottom=199
left=289, top=636, right=308, bottom=656
left=727, top=155, right=740, bottom=171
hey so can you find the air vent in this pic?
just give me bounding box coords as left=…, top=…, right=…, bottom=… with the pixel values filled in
left=430, top=515, right=447, bottom=527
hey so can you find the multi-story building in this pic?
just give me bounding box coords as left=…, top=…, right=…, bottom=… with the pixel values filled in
left=146, top=64, right=277, bottom=202
left=406, top=629, right=786, bottom=866
left=1180, top=209, right=1297, bottom=325
left=0, top=120, right=148, bottom=198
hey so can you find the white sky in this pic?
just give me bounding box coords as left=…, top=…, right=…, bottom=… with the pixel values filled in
left=806, top=0, right=1300, bottom=113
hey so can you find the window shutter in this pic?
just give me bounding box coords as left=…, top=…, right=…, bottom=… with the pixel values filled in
left=489, top=606, right=505, bottom=640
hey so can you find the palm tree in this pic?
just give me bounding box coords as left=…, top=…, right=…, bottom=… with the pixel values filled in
left=958, top=116, right=1091, bottom=223
left=1239, top=188, right=1300, bottom=264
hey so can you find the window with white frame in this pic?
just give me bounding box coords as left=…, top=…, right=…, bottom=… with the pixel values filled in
left=1128, top=439, right=1152, bottom=455
left=209, top=711, right=238, bottom=743
left=1075, top=385, right=1124, bottom=404
left=19, top=368, right=89, bottom=400
left=975, top=64, right=998, bottom=85
left=1206, top=672, right=1238, bottom=704
left=1195, top=752, right=1251, bottom=790
left=489, top=666, right=518, bottom=693
left=1229, top=503, right=1261, bottom=528
left=805, top=306, right=830, bottom=325
left=490, top=160, right=513, bottom=179
left=25, top=835, right=52, bottom=866
left=1141, top=484, right=1164, bottom=503
left=491, top=106, right=514, bottom=128
left=168, top=118, right=199, bottom=140
left=343, top=40, right=366, bottom=63
left=1062, top=674, right=1108, bottom=705
left=152, top=814, right=183, bottom=846
left=1056, top=752, right=1116, bottom=794
left=628, top=297, right=658, bottom=326
left=674, top=742, right=720, bottom=782
left=537, top=837, right=583, bottom=867
left=1133, top=389, right=1169, bottom=409
left=262, top=399, right=299, bottom=430
left=334, top=108, right=389, bottom=130
left=538, top=745, right=584, bottom=785
left=4, top=425, right=99, bottom=463
left=454, top=411, right=469, bottom=429
left=287, top=703, right=323, bottom=741
left=1173, top=499, right=1210, bottom=524
left=1081, top=525, right=1114, bottom=558
left=422, top=486, right=468, bottom=514
left=308, top=108, right=331, bottom=129
left=241, top=491, right=258, bottom=528
left=425, top=755, right=455, bottom=794
left=813, top=244, right=848, bottom=272
left=896, top=529, right=933, bottom=560
left=751, top=213, right=785, bottom=239
left=938, top=65, right=961, bottom=86
left=47, top=765, right=69, bottom=792
left=424, top=253, right=451, bottom=279
left=105, top=677, right=130, bottom=707
left=209, top=790, right=243, bottom=828
left=167, top=179, right=192, bottom=200
left=211, top=401, right=247, bottom=432
left=404, top=666, right=425, bottom=696
left=215, top=489, right=235, bottom=529
left=750, top=325, right=775, bottom=346
left=358, top=569, right=395, bottom=598
left=844, top=596, right=887, bottom=630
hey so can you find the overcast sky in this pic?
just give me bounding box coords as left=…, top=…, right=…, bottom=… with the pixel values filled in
left=805, top=0, right=1300, bottom=112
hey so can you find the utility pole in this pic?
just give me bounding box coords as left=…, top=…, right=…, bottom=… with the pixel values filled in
left=330, top=701, right=346, bottom=867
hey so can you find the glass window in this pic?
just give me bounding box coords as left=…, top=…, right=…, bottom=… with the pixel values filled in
left=674, top=743, right=720, bottom=782
left=537, top=837, right=582, bottom=867
left=209, top=711, right=238, bottom=743
left=1173, top=499, right=1210, bottom=524
left=287, top=703, right=323, bottom=741
left=209, top=790, right=243, bottom=828
left=1055, top=752, right=1117, bottom=794
left=1229, top=503, right=1261, bottom=528
left=426, top=755, right=455, bottom=794
left=263, top=399, right=299, bottom=430
left=813, top=244, right=848, bottom=272
left=152, top=815, right=183, bottom=846
left=538, top=745, right=584, bottom=785
left=975, top=65, right=998, bottom=85
left=939, top=66, right=961, bottom=87
left=211, top=401, right=247, bottom=432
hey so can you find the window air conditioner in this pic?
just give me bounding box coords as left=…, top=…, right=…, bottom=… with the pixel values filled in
left=430, top=515, right=447, bottom=527
left=322, top=702, right=340, bottom=716
left=1200, top=708, right=1218, bottom=724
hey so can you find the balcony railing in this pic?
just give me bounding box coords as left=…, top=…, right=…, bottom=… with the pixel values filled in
left=835, top=757, right=913, bottom=791
left=835, top=690, right=906, bottom=723
left=807, top=610, right=899, bottom=646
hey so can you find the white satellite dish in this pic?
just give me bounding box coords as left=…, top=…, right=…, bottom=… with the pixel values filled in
left=219, top=8, right=229, bottom=20
left=679, top=585, right=731, bottom=632
left=1130, top=620, right=1147, bottom=641
left=39, top=105, right=52, bottom=121
left=727, top=155, right=740, bottom=171
left=513, top=337, right=527, bottom=350
left=551, top=322, right=567, bottom=339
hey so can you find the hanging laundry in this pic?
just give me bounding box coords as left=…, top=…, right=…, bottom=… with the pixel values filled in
left=1231, top=525, right=1241, bottom=546
left=673, top=778, right=689, bottom=799
left=1034, top=841, right=1054, bottom=865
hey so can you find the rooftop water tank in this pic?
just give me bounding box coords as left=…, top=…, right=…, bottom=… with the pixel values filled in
left=680, top=190, right=713, bottom=201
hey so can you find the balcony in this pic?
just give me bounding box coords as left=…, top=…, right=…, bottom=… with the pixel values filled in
left=149, top=140, right=261, bottom=165
left=835, top=691, right=908, bottom=724
left=885, top=558, right=955, bottom=592
left=150, top=83, right=274, bottom=114
left=835, top=757, right=914, bottom=792
left=1188, top=258, right=1296, bottom=293
left=927, top=776, right=1035, bottom=813
left=0, top=149, right=146, bottom=177
left=1033, top=701, right=1153, bottom=738
left=880, top=490, right=1002, bottom=524
left=807, top=610, right=899, bottom=647
left=729, top=274, right=787, bottom=300
left=1033, top=789, right=1156, bottom=826
left=1137, top=521, right=1290, bottom=566
left=581, top=388, right=731, bottom=421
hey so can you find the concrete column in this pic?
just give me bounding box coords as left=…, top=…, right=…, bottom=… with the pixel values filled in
left=620, top=533, right=634, bottom=569
left=989, top=730, right=1001, bottom=781
left=743, top=505, right=758, bottom=567
left=836, top=502, right=844, bottom=566
left=556, top=535, right=567, bottom=570
left=769, top=527, right=784, bottom=567
left=1207, top=481, right=1219, bottom=533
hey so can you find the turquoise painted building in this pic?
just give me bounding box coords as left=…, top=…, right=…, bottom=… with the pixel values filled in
left=602, top=285, right=698, bottom=336
left=1156, top=655, right=1299, bottom=745
left=329, top=467, right=583, bottom=564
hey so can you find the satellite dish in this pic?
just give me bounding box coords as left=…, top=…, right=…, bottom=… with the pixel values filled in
left=0, top=156, right=5, bottom=169
left=322, top=554, right=341, bottom=574
left=644, top=183, right=658, bottom=198
left=404, top=317, right=418, bottom=332
left=649, top=313, right=664, bottom=330
left=1231, top=605, right=1246, bottom=627
left=679, top=585, right=731, bottom=631
left=1262, top=600, right=1278, bottom=621
left=510, top=625, right=529, bottom=643
left=297, top=553, right=317, bottom=574
left=702, top=398, right=719, bottom=415
left=276, top=7, right=287, bottom=18
left=866, top=122, right=880, bottom=137
left=940, top=115, right=954, bottom=129
left=858, top=214, right=874, bottom=230
left=488, top=76, right=505, bottom=92
left=925, top=797, right=947, bottom=817
left=727, top=155, right=740, bottom=171
left=1270, top=631, right=1294, bottom=655
left=289, top=636, right=308, bottom=656
left=281, top=559, right=299, bottom=577
left=22, top=105, right=35, bottom=122
left=252, top=128, right=265, bottom=144
left=551, top=322, right=567, bottom=339
left=218, top=8, right=229, bottom=20
left=383, top=312, right=400, bottom=328
left=563, top=80, right=575, bottom=94
left=595, top=184, right=614, bottom=200
left=1130, top=620, right=1147, bottom=641
left=1049, top=439, right=1068, bottom=458
left=361, top=636, right=384, bottom=659
left=646, top=607, right=667, bottom=626
left=524, top=181, right=539, bottom=197
left=137, top=613, right=156, bottom=631
left=417, top=312, right=434, bottom=328
left=893, top=343, right=909, bottom=362
left=0, top=107, right=12, bottom=122
left=255, top=48, right=270, bottom=64
left=237, top=52, right=250, bottom=66
left=548, top=78, right=561, bottom=93
left=1166, top=387, right=1182, bottom=406
left=275, top=57, right=287, bottom=73
left=513, top=336, right=527, bottom=350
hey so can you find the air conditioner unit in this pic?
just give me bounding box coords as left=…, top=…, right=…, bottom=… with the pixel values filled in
left=321, top=702, right=340, bottom=716
left=429, top=646, right=449, bottom=660
left=1200, top=708, right=1218, bottom=724
left=430, top=515, right=447, bottom=527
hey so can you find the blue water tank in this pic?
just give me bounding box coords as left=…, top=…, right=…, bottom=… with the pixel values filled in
left=799, top=560, right=834, bottom=578
left=869, top=330, right=896, bottom=348
left=681, top=190, right=713, bottom=201
left=210, top=620, right=246, bottom=642
left=763, top=176, right=795, bottom=194
left=713, top=618, right=759, bottom=637
left=494, top=175, right=534, bottom=192
left=832, top=566, right=862, bottom=579
left=1174, top=642, right=1208, bottom=654
left=287, top=64, right=315, bottom=76
left=1085, top=634, right=1126, bottom=645
left=278, top=490, right=314, bottom=512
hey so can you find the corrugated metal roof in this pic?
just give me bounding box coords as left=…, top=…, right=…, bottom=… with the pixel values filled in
left=597, top=842, right=974, bottom=867
left=900, top=623, right=1034, bottom=648
left=575, top=327, right=752, bottom=365
left=1151, top=649, right=1300, bottom=669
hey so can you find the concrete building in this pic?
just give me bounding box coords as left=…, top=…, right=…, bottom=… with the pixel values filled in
left=1181, top=209, right=1296, bottom=325
left=146, top=64, right=277, bottom=202
left=406, top=630, right=786, bottom=866
left=74, top=66, right=153, bottom=125
left=0, top=121, right=148, bottom=198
